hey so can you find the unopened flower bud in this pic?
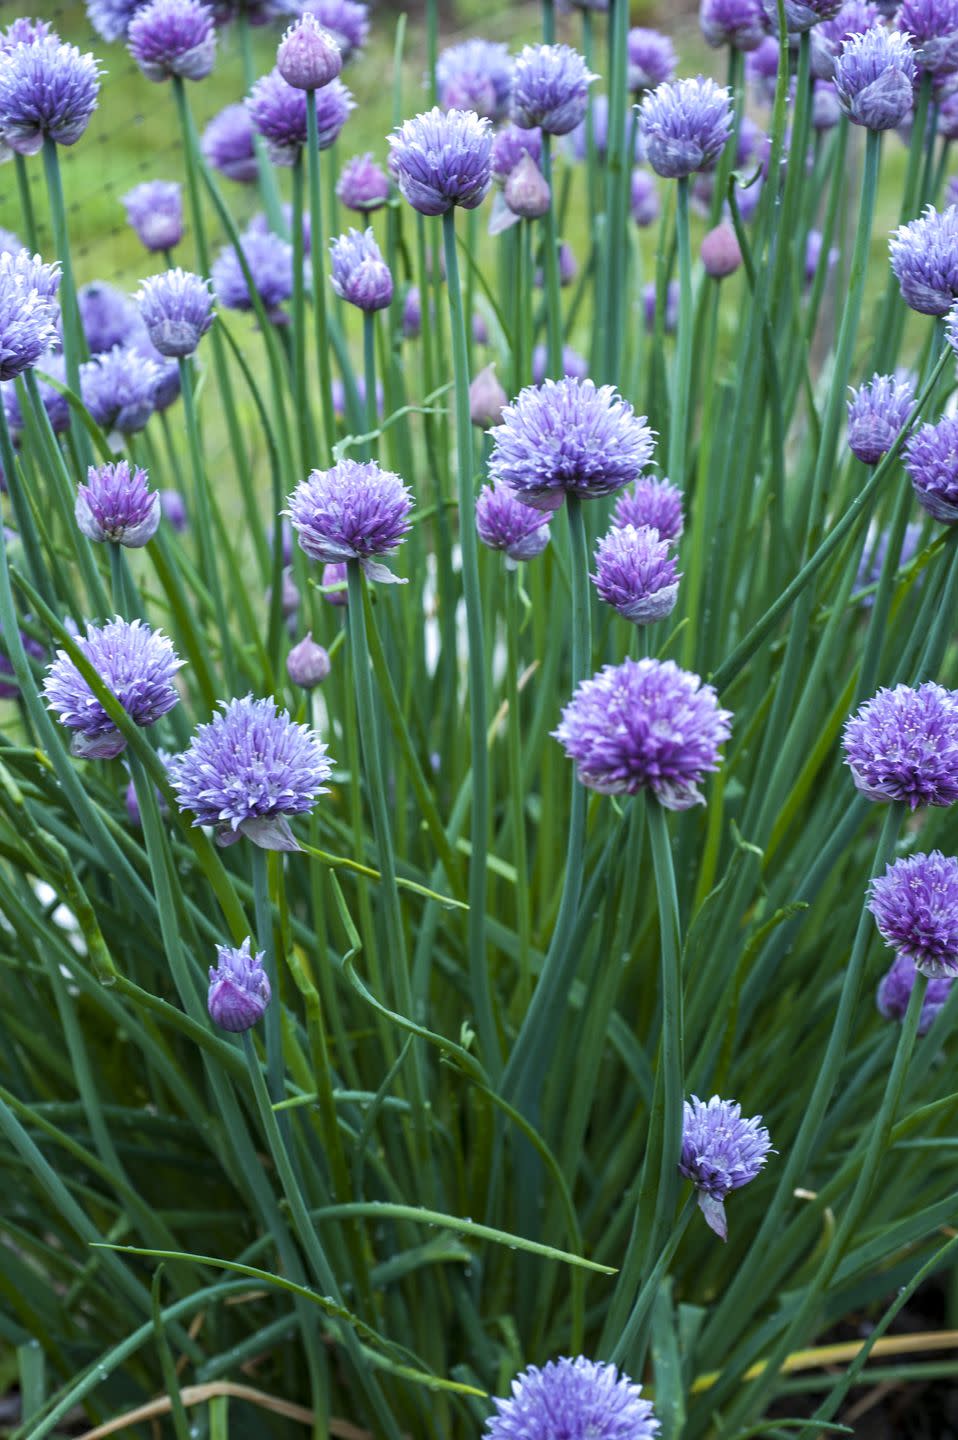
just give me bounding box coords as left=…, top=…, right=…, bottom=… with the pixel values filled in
left=287, top=632, right=331, bottom=688
left=208, top=937, right=271, bottom=1032
left=277, top=13, right=342, bottom=91
left=470, top=363, right=507, bottom=428
left=701, top=221, right=742, bottom=279
left=504, top=151, right=551, bottom=219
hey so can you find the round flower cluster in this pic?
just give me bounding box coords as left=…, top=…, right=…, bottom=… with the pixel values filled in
left=388, top=107, right=494, bottom=216
left=679, top=1094, right=773, bottom=1241
left=137, top=268, right=214, bottom=358
left=329, top=228, right=393, bottom=311
left=878, top=955, right=953, bottom=1036
left=612, top=475, right=684, bottom=542
left=208, top=937, right=271, bottom=1033
left=890, top=205, right=958, bottom=317
left=843, top=684, right=958, bottom=809
left=127, top=0, right=216, bottom=83
left=0, top=248, right=61, bottom=383
left=286, top=459, right=413, bottom=576
left=75, top=460, right=161, bottom=548
left=510, top=43, right=596, bottom=136
left=847, top=373, right=915, bottom=465
left=485, top=1356, right=659, bottom=1440
left=0, top=31, right=102, bottom=154
left=640, top=75, right=733, bottom=180
left=869, top=851, right=958, bottom=978
left=122, top=180, right=184, bottom=253
left=475, top=483, right=552, bottom=566
left=436, top=38, right=513, bottom=121
left=592, top=523, right=681, bottom=625
left=905, top=414, right=958, bottom=522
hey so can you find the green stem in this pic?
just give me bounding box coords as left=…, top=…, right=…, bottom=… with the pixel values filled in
left=540, top=135, right=563, bottom=379
left=41, top=139, right=86, bottom=401
left=307, top=91, right=336, bottom=461
left=251, top=846, right=284, bottom=1113
left=363, top=309, right=378, bottom=458
left=505, top=565, right=532, bottom=1013
left=669, top=176, right=693, bottom=487
left=15, top=155, right=39, bottom=252
left=291, top=154, right=311, bottom=476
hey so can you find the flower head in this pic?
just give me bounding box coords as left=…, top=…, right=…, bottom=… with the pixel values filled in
left=388, top=106, right=493, bottom=215
left=44, top=617, right=182, bottom=759
left=337, top=151, right=389, bottom=211
left=86, top=0, right=146, bottom=42
left=202, top=102, right=258, bottom=181
left=848, top=372, right=915, bottom=464
left=701, top=220, right=743, bottom=277
left=761, top=0, right=843, bottom=33
left=277, top=11, right=341, bottom=89
left=890, top=204, right=958, bottom=316
left=627, top=27, right=678, bottom=93
left=811, top=1, right=880, bottom=80
left=897, top=0, right=958, bottom=76
left=292, top=0, right=368, bottom=62
left=170, top=694, right=332, bottom=848
left=493, top=123, right=543, bottom=181
left=843, top=683, right=958, bottom=808
left=905, top=413, right=958, bottom=521
left=287, top=459, right=413, bottom=577
left=510, top=43, right=596, bottom=135
left=208, top=937, right=271, bottom=1032
left=0, top=33, right=101, bottom=155
left=287, top=632, right=331, bottom=688
left=555, top=657, right=731, bottom=808
left=640, top=75, right=733, bottom=179
left=592, top=523, right=681, bottom=624
left=78, top=280, right=140, bottom=355
left=490, top=377, right=655, bottom=511
left=869, top=851, right=958, bottom=978
left=679, top=1095, right=773, bottom=1240
left=76, top=460, right=161, bottom=547
left=436, top=38, right=513, bottom=121
left=329, top=228, right=393, bottom=311
left=469, top=364, right=508, bottom=428
left=746, top=34, right=781, bottom=103
left=81, top=345, right=160, bottom=434
left=122, top=180, right=183, bottom=252
left=247, top=67, right=353, bottom=163
left=878, top=954, right=954, bottom=1035
left=128, top=0, right=216, bottom=82
left=700, top=0, right=767, bottom=52
left=476, top=482, right=552, bottom=566
left=813, top=78, right=843, bottom=130
left=834, top=26, right=915, bottom=130
left=0, top=18, right=53, bottom=49
left=212, top=228, right=294, bottom=321
left=137, top=267, right=214, bottom=357
left=485, top=1356, right=659, bottom=1440
left=612, top=475, right=684, bottom=542
left=0, top=248, right=60, bottom=382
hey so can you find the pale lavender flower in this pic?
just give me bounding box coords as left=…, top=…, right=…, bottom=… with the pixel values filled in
left=640, top=76, right=733, bottom=180
left=0, top=34, right=101, bottom=154
left=81, top=345, right=159, bottom=434
left=592, top=523, right=681, bottom=624
left=504, top=152, right=551, bottom=219
left=0, top=228, right=21, bottom=256
left=813, top=78, right=844, bottom=129
left=805, top=229, right=839, bottom=285
left=160, top=488, right=187, bottom=530
left=402, top=284, right=422, bottom=337
left=291, top=0, right=368, bottom=62
left=898, top=0, right=958, bottom=75
left=811, top=1, right=880, bottom=79
left=128, top=0, right=216, bottom=82
left=436, top=38, right=513, bottom=121
left=469, top=364, right=507, bottom=428
left=208, top=937, right=271, bottom=1032
left=475, top=482, right=551, bottom=566
left=485, top=1357, right=659, bottom=1440
left=122, top=180, right=183, bottom=253
left=510, top=43, right=596, bottom=135
left=137, top=268, right=214, bottom=357
left=631, top=168, right=659, bottom=227
left=847, top=373, right=915, bottom=464
left=891, top=204, right=958, bottom=315
left=44, top=617, right=182, bottom=760
left=78, top=281, right=140, bottom=355
left=86, top=0, right=147, bottom=42
left=287, top=458, right=413, bottom=581
left=329, top=228, right=392, bottom=311
left=490, top=377, right=655, bottom=510
left=389, top=107, right=493, bottom=215
left=531, top=344, right=588, bottom=385
left=700, top=0, right=767, bottom=52
left=555, top=657, right=732, bottom=807
left=170, top=694, right=332, bottom=849
left=277, top=11, right=341, bottom=90
left=337, top=151, right=389, bottom=211
left=762, top=0, right=844, bottom=33
left=202, top=102, right=258, bottom=182
left=746, top=34, right=780, bottom=104
left=843, top=683, right=958, bottom=808
left=0, top=621, right=44, bottom=701
left=321, top=560, right=348, bottom=604
left=76, top=460, right=161, bottom=547
left=869, top=851, right=958, bottom=977
left=834, top=26, right=916, bottom=129
left=701, top=220, right=742, bottom=277
left=613, top=476, right=684, bottom=542
left=905, top=414, right=958, bottom=521
left=287, top=632, right=331, bottom=688
left=627, top=27, right=678, bottom=94
left=878, top=954, right=954, bottom=1035
left=644, top=279, right=680, bottom=333
left=0, top=18, right=52, bottom=49
left=211, top=229, right=294, bottom=321
left=679, top=1095, right=773, bottom=1240
left=0, top=249, right=60, bottom=382
left=493, top=123, right=543, bottom=181
left=248, top=68, right=353, bottom=164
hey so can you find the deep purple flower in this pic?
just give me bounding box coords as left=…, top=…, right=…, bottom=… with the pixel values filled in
left=643, top=279, right=680, bottom=333
left=554, top=657, right=732, bottom=808
left=287, top=458, right=413, bottom=580
left=0, top=34, right=101, bottom=154
left=290, top=0, right=368, bottom=62
left=469, top=364, right=507, bottom=428
left=490, top=377, right=655, bottom=511
left=493, top=124, right=543, bottom=181
left=762, top=0, right=844, bottom=33
left=813, top=78, right=844, bottom=129
left=44, top=617, right=182, bottom=760
left=612, top=475, right=684, bottom=543
left=389, top=107, right=493, bottom=215
left=122, top=180, right=183, bottom=253
left=700, top=0, right=767, bottom=52
left=277, top=11, right=341, bottom=90
left=701, top=220, right=743, bottom=278
left=898, top=0, right=958, bottom=76
left=843, top=683, right=958, bottom=808
left=878, top=954, right=954, bottom=1035
left=475, top=482, right=552, bottom=566
left=160, top=488, right=188, bottom=531
left=510, top=44, right=595, bottom=136
left=208, top=937, right=271, bottom=1032
left=136, top=267, right=214, bottom=358
left=848, top=372, right=915, bottom=464
left=485, top=1357, right=659, bottom=1440
left=627, top=27, right=678, bottom=94
left=321, top=560, right=348, bottom=604
left=834, top=26, right=915, bottom=129
left=128, top=0, right=216, bottom=81
left=905, top=414, right=958, bottom=521
left=679, top=1095, right=773, bottom=1240
left=81, top=345, right=160, bottom=434
left=170, top=693, right=332, bottom=849
left=592, top=523, right=681, bottom=624
left=869, top=851, right=958, bottom=978
left=0, top=249, right=60, bottom=382
left=247, top=68, right=353, bottom=164
left=0, top=621, right=44, bottom=701
left=531, top=344, right=588, bottom=385
left=329, top=228, right=392, bottom=311
left=640, top=76, right=733, bottom=180
left=2, top=351, right=69, bottom=436
left=86, top=0, right=147, bottom=42
left=811, top=1, right=880, bottom=79
left=202, top=102, right=258, bottom=182
left=76, top=460, right=161, bottom=547
left=891, top=203, right=958, bottom=315
left=337, top=151, right=389, bottom=211
left=504, top=152, right=551, bottom=219
left=212, top=229, right=294, bottom=321
left=436, top=38, right=512, bottom=121
left=78, top=281, right=140, bottom=355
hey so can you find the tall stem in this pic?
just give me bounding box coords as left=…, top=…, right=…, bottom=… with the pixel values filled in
left=505, top=565, right=532, bottom=1012
left=291, top=155, right=311, bottom=476
left=41, top=139, right=89, bottom=466
left=306, top=92, right=336, bottom=463
left=250, top=847, right=284, bottom=1116
left=363, top=310, right=378, bottom=458
left=540, top=136, right=563, bottom=379
left=669, top=176, right=693, bottom=488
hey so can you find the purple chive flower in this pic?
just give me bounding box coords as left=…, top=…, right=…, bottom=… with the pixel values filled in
left=44, top=617, right=182, bottom=760
left=0, top=228, right=21, bottom=256
left=137, top=268, right=214, bottom=357
left=337, top=151, right=389, bottom=211
left=627, top=27, right=678, bottom=94
left=631, top=168, right=660, bottom=227
left=640, top=76, right=733, bottom=180
left=329, top=228, right=393, bottom=311
left=202, top=102, right=258, bottom=182
left=555, top=657, right=732, bottom=807
left=86, top=0, right=146, bottom=42
left=212, top=229, right=294, bottom=321
left=0, top=621, right=44, bottom=700
left=813, top=78, right=844, bottom=129
left=898, top=0, right=958, bottom=76
left=485, top=1357, right=659, bottom=1440
left=891, top=205, right=958, bottom=316
left=436, top=38, right=513, bottom=122
left=531, top=344, right=588, bottom=385
left=510, top=44, right=596, bottom=135
left=679, top=1095, right=773, bottom=1241
left=122, top=180, right=183, bottom=253
left=490, top=377, right=655, bottom=511
left=869, top=851, right=958, bottom=978
left=493, top=124, right=543, bottom=181
left=504, top=152, right=551, bottom=219
left=287, top=459, right=413, bottom=581
left=834, top=27, right=916, bottom=129
left=78, top=281, right=140, bottom=355
left=878, top=954, right=954, bottom=1035
left=700, top=0, right=767, bottom=52
left=475, top=482, right=552, bottom=566
left=247, top=68, right=353, bottom=164
left=151, top=354, right=181, bottom=412
left=0, top=34, right=101, bottom=155
left=702, top=220, right=743, bottom=278
left=843, top=683, right=958, bottom=808
left=848, top=372, right=915, bottom=464
left=613, top=476, right=684, bottom=543
left=321, top=560, right=348, bottom=604
left=905, top=414, right=958, bottom=521
left=762, top=0, right=844, bottom=33
left=389, top=107, right=493, bottom=216
left=76, top=460, right=161, bottom=547
left=644, top=279, right=680, bottom=333
left=277, top=11, right=341, bottom=90
left=128, top=0, right=216, bottom=81
left=0, top=18, right=53, bottom=49
left=160, top=488, right=187, bottom=531
left=291, top=0, right=368, bottom=63
left=470, top=364, right=507, bottom=428
left=287, top=632, right=331, bottom=688
left=811, top=1, right=880, bottom=79
left=592, top=523, right=681, bottom=624
left=208, top=937, right=271, bottom=1032
left=170, top=694, right=332, bottom=849
left=0, top=249, right=61, bottom=382
left=81, top=345, right=160, bottom=434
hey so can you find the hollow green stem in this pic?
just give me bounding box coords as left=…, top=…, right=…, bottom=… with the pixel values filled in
left=540, top=136, right=563, bottom=379
left=363, top=310, right=378, bottom=458
left=250, top=846, right=284, bottom=1116
left=669, top=176, right=693, bottom=488
left=291, top=153, right=312, bottom=476
left=307, top=92, right=337, bottom=461
left=504, top=565, right=533, bottom=1012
